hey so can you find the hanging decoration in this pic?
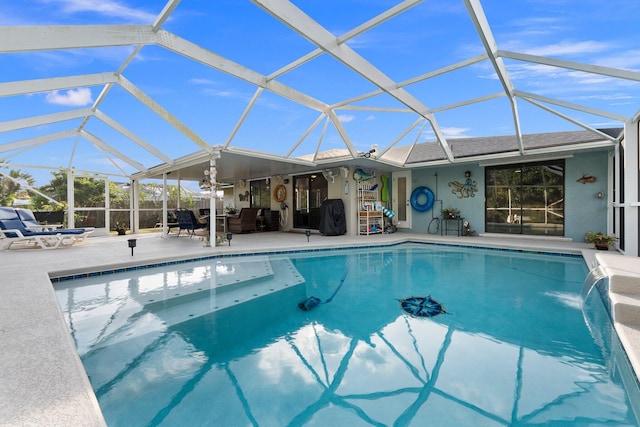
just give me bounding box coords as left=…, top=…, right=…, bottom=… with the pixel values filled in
left=353, top=168, right=375, bottom=181
left=274, top=184, right=287, bottom=203
left=448, top=171, right=477, bottom=198
left=199, top=167, right=217, bottom=191
left=577, top=174, right=596, bottom=184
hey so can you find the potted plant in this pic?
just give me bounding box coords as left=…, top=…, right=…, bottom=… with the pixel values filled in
left=463, top=220, right=474, bottom=236
left=585, top=231, right=617, bottom=250
left=225, top=204, right=238, bottom=216
left=441, top=207, right=460, bottom=219
left=114, top=221, right=128, bottom=235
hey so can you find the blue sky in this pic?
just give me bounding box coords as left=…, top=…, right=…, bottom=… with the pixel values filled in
left=1, top=0, right=639, bottom=185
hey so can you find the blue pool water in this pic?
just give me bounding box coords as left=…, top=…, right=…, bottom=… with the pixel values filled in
left=55, top=243, right=640, bottom=426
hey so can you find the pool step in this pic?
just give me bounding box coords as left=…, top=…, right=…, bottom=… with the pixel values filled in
left=610, top=274, right=640, bottom=295
left=85, top=257, right=306, bottom=351
left=134, top=256, right=276, bottom=307
left=146, top=258, right=306, bottom=327
left=598, top=263, right=640, bottom=382
left=614, top=322, right=640, bottom=384
left=611, top=292, right=640, bottom=326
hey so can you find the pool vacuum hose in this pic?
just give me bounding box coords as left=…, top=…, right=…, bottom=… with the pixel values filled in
left=298, top=261, right=352, bottom=311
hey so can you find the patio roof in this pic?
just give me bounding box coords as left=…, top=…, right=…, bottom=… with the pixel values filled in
left=1, top=1, right=639, bottom=183
left=136, top=127, right=622, bottom=182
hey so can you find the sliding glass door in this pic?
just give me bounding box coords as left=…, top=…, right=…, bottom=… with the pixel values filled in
left=293, top=173, right=328, bottom=229
left=485, top=161, right=564, bottom=236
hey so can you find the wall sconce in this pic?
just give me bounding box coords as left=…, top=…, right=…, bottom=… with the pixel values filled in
left=465, top=171, right=471, bottom=178
left=596, top=192, right=604, bottom=199
left=226, top=232, right=232, bottom=246
left=305, top=229, right=311, bottom=242
left=127, top=238, right=137, bottom=256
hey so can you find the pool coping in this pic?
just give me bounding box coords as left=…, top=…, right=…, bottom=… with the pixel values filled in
left=49, top=239, right=584, bottom=282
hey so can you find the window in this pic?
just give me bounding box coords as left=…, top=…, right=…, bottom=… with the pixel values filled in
left=485, top=160, right=564, bottom=236
left=250, top=179, right=270, bottom=209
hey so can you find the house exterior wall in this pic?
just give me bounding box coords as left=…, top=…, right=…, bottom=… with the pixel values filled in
left=565, top=151, right=609, bottom=241
left=402, top=150, right=610, bottom=242
left=409, top=166, right=485, bottom=236
left=253, top=150, right=611, bottom=240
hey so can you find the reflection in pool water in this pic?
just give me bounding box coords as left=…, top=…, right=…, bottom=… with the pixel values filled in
left=55, top=244, right=640, bottom=426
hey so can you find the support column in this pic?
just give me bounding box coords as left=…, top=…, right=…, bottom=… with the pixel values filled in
left=131, top=179, right=139, bottom=234
left=162, top=173, right=168, bottom=238
left=209, top=159, right=217, bottom=246
left=67, top=169, right=75, bottom=228
left=104, top=177, right=110, bottom=233
left=623, top=121, right=639, bottom=256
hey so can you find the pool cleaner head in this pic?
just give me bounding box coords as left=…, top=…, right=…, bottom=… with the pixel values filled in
left=298, top=261, right=353, bottom=311
left=298, top=296, right=322, bottom=311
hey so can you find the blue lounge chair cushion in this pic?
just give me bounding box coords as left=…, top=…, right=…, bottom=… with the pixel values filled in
left=0, top=207, right=85, bottom=238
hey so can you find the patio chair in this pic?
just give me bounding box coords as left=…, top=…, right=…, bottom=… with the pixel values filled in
left=0, top=207, right=93, bottom=250
left=175, top=209, right=208, bottom=237
left=227, top=208, right=259, bottom=233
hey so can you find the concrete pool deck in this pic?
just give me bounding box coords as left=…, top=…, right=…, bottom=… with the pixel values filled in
left=1, top=230, right=638, bottom=426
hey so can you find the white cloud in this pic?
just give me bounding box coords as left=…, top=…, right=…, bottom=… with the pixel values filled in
left=43, top=0, right=157, bottom=22
left=421, top=126, right=472, bottom=140
left=441, top=127, right=472, bottom=138
left=189, top=78, right=217, bottom=86
left=365, top=115, right=376, bottom=121
left=594, top=49, right=640, bottom=70
left=45, top=88, right=93, bottom=106
left=523, top=40, right=611, bottom=57
left=337, top=114, right=355, bottom=123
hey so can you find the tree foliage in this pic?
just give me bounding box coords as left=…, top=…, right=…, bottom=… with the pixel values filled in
left=0, top=168, right=35, bottom=206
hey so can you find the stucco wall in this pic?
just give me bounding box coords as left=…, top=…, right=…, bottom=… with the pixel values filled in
left=234, top=150, right=610, bottom=240
left=565, top=151, right=609, bottom=240
left=409, top=165, right=484, bottom=236
left=401, top=150, right=610, bottom=241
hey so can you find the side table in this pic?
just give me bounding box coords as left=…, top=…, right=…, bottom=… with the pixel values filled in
left=441, top=217, right=464, bottom=236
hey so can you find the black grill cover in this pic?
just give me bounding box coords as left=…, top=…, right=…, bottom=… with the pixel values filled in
left=319, top=199, right=346, bottom=236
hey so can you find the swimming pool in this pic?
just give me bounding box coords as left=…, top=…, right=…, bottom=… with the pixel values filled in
left=55, top=243, right=640, bottom=426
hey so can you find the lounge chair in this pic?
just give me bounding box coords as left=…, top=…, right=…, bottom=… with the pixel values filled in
left=0, top=207, right=93, bottom=250
left=175, top=209, right=208, bottom=237
left=32, top=210, right=65, bottom=226
left=16, top=208, right=62, bottom=231
left=227, top=208, right=259, bottom=233
left=17, top=208, right=94, bottom=235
